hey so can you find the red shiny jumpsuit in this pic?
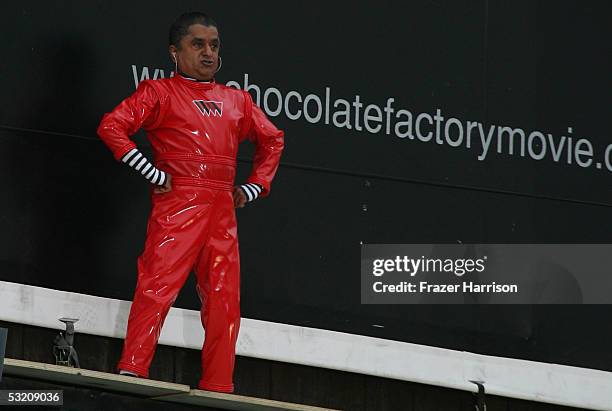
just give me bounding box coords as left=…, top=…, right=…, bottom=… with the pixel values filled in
left=97, top=74, right=284, bottom=392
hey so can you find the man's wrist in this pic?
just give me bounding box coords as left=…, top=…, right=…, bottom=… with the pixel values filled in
left=121, top=148, right=167, bottom=186
left=240, top=183, right=263, bottom=202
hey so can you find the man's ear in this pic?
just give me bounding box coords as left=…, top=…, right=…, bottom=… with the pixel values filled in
left=168, top=45, right=177, bottom=62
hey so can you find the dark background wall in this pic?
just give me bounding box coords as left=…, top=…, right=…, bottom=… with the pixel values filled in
left=1, top=0, right=612, bottom=375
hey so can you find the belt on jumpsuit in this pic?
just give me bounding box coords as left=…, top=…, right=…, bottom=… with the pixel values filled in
left=155, top=152, right=236, bottom=191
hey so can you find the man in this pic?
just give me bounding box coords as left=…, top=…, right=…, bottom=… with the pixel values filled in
left=97, top=12, right=284, bottom=393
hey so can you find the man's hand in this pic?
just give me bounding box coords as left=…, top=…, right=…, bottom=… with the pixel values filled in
left=233, top=186, right=247, bottom=208
left=153, top=174, right=172, bottom=194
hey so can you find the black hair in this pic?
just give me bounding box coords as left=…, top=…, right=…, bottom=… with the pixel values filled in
left=169, top=12, right=218, bottom=48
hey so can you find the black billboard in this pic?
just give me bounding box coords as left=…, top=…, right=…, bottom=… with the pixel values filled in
left=1, top=0, right=612, bottom=374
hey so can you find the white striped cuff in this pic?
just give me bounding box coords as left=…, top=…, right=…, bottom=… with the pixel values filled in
left=240, top=183, right=263, bottom=202
left=121, top=148, right=167, bottom=186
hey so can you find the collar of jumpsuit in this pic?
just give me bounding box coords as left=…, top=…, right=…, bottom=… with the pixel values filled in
left=175, top=72, right=215, bottom=90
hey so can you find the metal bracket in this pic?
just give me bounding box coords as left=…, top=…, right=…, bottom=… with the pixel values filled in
left=53, top=318, right=80, bottom=368
left=469, top=380, right=486, bottom=411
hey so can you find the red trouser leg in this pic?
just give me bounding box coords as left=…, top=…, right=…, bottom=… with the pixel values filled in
left=194, top=190, right=241, bottom=393
left=117, top=186, right=221, bottom=378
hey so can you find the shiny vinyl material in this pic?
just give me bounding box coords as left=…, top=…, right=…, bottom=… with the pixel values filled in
left=118, top=185, right=241, bottom=392
left=97, top=74, right=284, bottom=196
left=97, top=74, right=284, bottom=392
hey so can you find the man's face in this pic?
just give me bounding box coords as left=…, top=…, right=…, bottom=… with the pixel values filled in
left=173, top=24, right=220, bottom=81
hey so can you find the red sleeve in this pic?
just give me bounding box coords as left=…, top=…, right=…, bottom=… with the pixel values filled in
left=97, top=80, right=161, bottom=161
left=239, top=91, right=285, bottom=198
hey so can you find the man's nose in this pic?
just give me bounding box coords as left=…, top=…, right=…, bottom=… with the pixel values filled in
left=202, top=44, right=214, bottom=56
